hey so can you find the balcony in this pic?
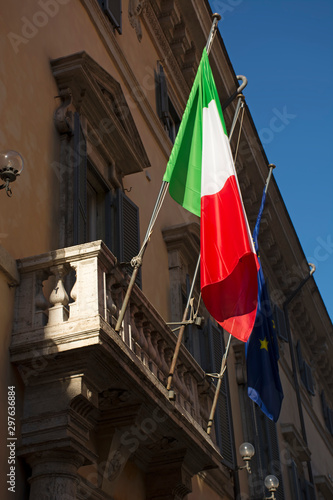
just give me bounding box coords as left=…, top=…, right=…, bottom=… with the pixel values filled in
left=10, top=241, right=231, bottom=499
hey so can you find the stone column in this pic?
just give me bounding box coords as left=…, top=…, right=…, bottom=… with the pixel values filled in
left=28, top=450, right=84, bottom=500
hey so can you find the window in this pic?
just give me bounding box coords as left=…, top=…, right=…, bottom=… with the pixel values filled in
left=156, top=62, right=181, bottom=143
left=162, top=223, right=236, bottom=468
left=250, top=407, right=285, bottom=500
left=72, top=112, right=141, bottom=286
left=195, top=319, right=236, bottom=469
left=273, top=304, right=289, bottom=342
left=321, top=391, right=333, bottom=435
left=97, top=0, right=122, bottom=33
left=296, top=341, right=315, bottom=396
left=289, top=459, right=302, bottom=500
left=52, top=52, right=149, bottom=289
left=289, top=460, right=316, bottom=500
left=167, top=98, right=181, bottom=143
left=235, top=343, right=285, bottom=499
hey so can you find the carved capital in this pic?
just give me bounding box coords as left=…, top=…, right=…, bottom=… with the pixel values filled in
left=27, top=449, right=85, bottom=500
left=54, top=88, right=75, bottom=135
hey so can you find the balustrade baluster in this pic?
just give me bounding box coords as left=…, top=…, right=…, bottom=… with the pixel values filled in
left=34, top=270, right=50, bottom=327
left=48, top=264, right=70, bottom=325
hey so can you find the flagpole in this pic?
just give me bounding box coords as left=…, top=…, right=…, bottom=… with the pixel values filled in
left=206, top=335, right=231, bottom=434
left=265, top=163, right=276, bottom=193
left=206, top=163, right=276, bottom=434
left=114, top=14, right=222, bottom=334
left=205, top=13, right=221, bottom=54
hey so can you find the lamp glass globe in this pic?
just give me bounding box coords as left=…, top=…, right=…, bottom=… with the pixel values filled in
left=264, top=475, right=279, bottom=491
left=0, top=150, right=24, bottom=174
left=239, top=442, right=255, bottom=459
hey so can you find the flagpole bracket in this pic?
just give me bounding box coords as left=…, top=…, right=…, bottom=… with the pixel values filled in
left=222, top=76, right=248, bottom=111
left=130, top=255, right=143, bottom=268
left=206, top=372, right=223, bottom=380
left=168, top=389, right=176, bottom=401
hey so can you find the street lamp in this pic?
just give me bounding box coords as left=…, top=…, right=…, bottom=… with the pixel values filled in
left=0, top=150, right=24, bottom=197
left=264, top=474, right=279, bottom=499
left=238, top=442, right=255, bottom=473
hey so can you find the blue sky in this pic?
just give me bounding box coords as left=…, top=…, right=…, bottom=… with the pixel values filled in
left=209, top=0, right=333, bottom=321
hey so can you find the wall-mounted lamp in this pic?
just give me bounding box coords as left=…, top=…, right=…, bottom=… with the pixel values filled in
left=0, top=150, right=24, bottom=197
left=264, top=475, right=279, bottom=499
left=237, top=442, right=255, bottom=473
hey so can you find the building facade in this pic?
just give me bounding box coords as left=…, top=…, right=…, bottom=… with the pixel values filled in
left=0, top=1, right=332, bottom=499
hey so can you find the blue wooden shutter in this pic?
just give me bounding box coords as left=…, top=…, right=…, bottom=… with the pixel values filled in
left=206, top=320, right=236, bottom=469
left=98, top=0, right=122, bottom=33
left=289, top=459, right=302, bottom=500
left=115, top=189, right=141, bottom=288
left=321, top=391, right=333, bottom=435
left=303, top=480, right=316, bottom=500
left=156, top=62, right=170, bottom=129
left=266, top=417, right=285, bottom=499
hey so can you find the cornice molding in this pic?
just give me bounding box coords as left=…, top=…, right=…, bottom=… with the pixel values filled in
left=51, top=51, right=150, bottom=176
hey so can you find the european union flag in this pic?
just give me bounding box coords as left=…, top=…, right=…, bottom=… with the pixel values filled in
left=246, top=189, right=284, bottom=422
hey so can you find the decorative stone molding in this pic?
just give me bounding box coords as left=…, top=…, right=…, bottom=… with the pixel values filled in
left=128, top=0, right=146, bottom=42
left=54, top=88, right=75, bottom=135
left=314, top=475, right=333, bottom=499
left=0, top=244, right=19, bottom=286
left=51, top=52, right=150, bottom=176
left=162, top=222, right=200, bottom=322
left=141, top=0, right=190, bottom=103
left=281, top=423, right=311, bottom=464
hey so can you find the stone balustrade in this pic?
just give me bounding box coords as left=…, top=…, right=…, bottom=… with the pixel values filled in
left=11, top=240, right=216, bottom=438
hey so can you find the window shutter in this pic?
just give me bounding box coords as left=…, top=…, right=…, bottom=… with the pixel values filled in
left=266, top=418, right=285, bottom=500
left=289, top=459, right=302, bottom=500
left=98, top=0, right=122, bottom=33
left=303, top=480, right=316, bottom=500
left=105, top=190, right=113, bottom=252
left=328, top=408, right=333, bottom=435
left=248, top=405, right=265, bottom=498
left=156, top=62, right=170, bottom=129
left=321, top=391, right=333, bottom=435
left=296, top=340, right=305, bottom=376
left=115, top=189, right=141, bottom=288
left=206, top=320, right=236, bottom=468
left=303, top=362, right=315, bottom=396
left=273, top=304, right=289, bottom=342
left=296, top=341, right=315, bottom=395
left=73, top=112, right=87, bottom=245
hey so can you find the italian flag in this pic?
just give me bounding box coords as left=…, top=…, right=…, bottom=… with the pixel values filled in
left=163, top=49, right=259, bottom=342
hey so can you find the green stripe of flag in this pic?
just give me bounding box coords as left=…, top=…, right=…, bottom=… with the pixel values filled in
left=163, top=49, right=227, bottom=217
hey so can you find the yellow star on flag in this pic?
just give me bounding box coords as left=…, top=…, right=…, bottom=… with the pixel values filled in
left=259, top=337, right=269, bottom=351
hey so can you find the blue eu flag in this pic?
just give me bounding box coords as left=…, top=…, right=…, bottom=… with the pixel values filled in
left=246, top=189, right=284, bottom=422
